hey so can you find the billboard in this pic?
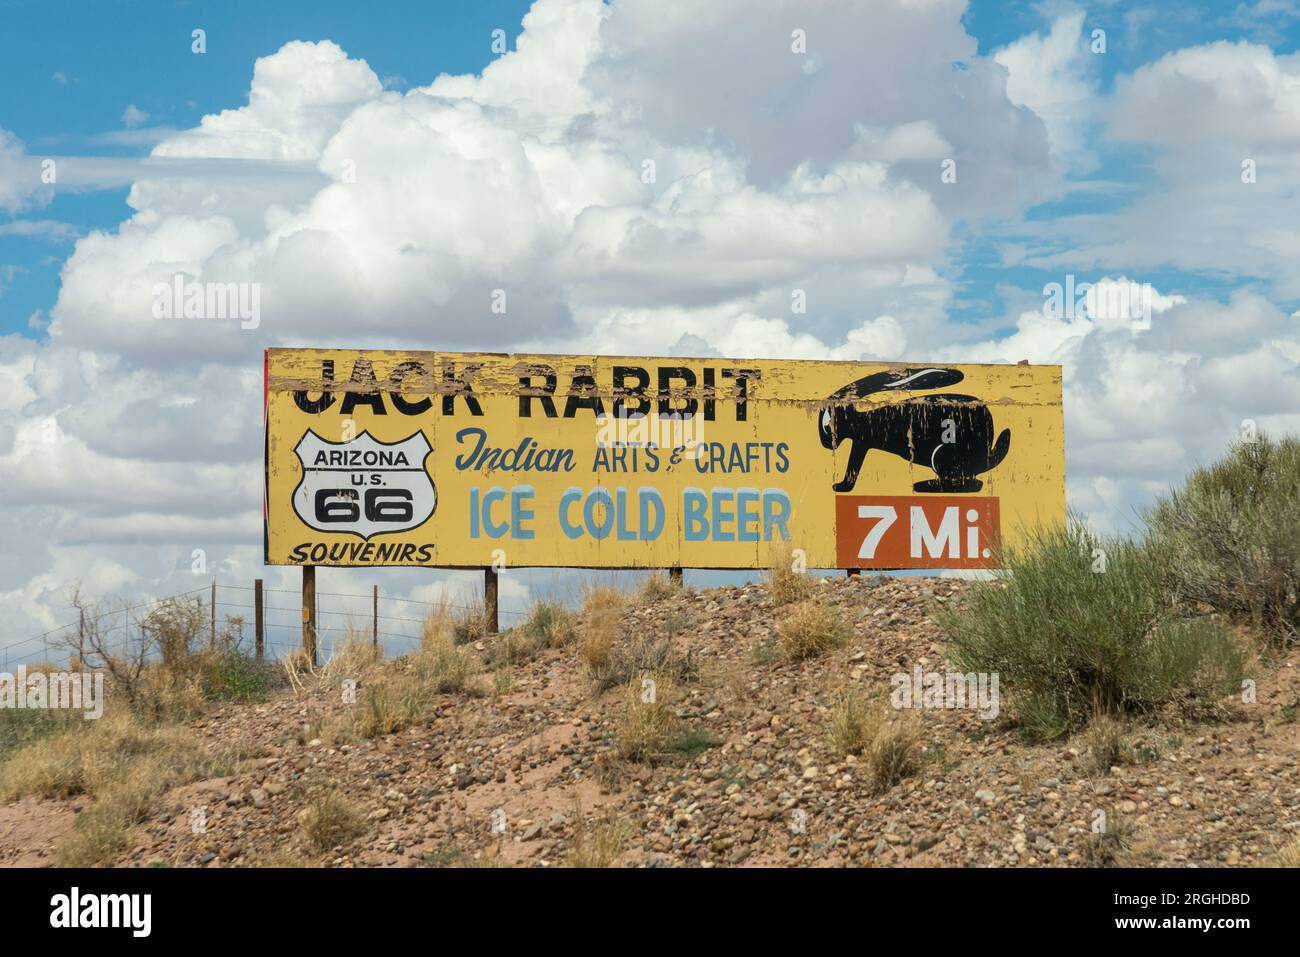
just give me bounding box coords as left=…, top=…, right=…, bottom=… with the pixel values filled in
left=264, top=349, right=1064, bottom=569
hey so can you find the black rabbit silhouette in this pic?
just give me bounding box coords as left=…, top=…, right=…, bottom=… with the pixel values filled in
left=818, top=367, right=1011, bottom=493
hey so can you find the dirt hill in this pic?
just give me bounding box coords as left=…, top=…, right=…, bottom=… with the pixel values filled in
left=2, top=575, right=1298, bottom=868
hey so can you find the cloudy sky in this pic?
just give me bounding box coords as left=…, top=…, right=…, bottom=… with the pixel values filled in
left=2, top=0, right=1299, bottom=650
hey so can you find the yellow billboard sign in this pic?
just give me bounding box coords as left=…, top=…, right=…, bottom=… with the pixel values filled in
left=264, top=349, right=1064, bottom=569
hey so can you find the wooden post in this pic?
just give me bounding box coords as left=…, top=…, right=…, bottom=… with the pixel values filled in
left=210, top=576, right=217, bottom=647
left=302, top=565, right=318, bottom=666
left=669, top=565, right=683, bottom=586
left=254, top=579, right=264, bottom=661
left=372, top=584, right=379, bottom=650
left=78, top=607, right=85, bottom=665
left=484, top=567, right=498, bottom=635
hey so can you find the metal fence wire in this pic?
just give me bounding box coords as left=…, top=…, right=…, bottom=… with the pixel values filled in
left=1, top=580, right=527, bottom=670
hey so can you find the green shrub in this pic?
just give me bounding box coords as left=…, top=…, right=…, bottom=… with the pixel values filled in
left=939, top=523, right=1246, bottom=740
left=1147, top=434, right=1300, bottom=643
left=200, top=649, right=283, bottom=702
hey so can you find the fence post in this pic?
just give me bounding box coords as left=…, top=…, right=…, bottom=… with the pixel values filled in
left=302, top=565, right=318, bottom=666
left=669, top=565, right=683, bottom=587
left=210, top=576, right=217, bottom=647
left=484, top=567, right=498, bottom=635
left=254, top=579, right=264, bottom=661
left=373, top=584, right=379, bottom=650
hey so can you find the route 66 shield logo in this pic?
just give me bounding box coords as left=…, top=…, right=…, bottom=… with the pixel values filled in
left=292, top=430, right=436, bottom=539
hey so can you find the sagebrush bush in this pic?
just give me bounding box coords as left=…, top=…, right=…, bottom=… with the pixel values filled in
left=199, top=648, right=284, bottom=702
left=1147, top=434, right=1300, bottom=643
left=939, top=523, right=1247, bottom=740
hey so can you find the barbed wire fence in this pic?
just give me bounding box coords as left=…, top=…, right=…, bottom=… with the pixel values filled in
left=1, top=580, right=529, bottom=671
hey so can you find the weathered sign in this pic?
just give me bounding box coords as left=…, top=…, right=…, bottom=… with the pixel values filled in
left=264, top=349, right=1064, bottom=569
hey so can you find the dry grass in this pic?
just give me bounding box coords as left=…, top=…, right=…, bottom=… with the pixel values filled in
left=1081, top=712, right=1131, bottom=776
left=863, top=709, right=923, bottom=794
left=319, top=624, right=382, bottom=686
left=580, top=585, right=627, bottom=673
left=827, top=690, right=873, bottom=757
left=567, top=805, right=628, bottom=867
left=450, top=601, right=489, bottom=645
left=0, top=712, right=242, bottom=865
left=482, top=600, right=576, bottom=668
left=298, top=789, right=366, bottom=851
left=765, top=540, right=814, bottom=606
left=827, top=694, right=923, bottom=793
left=639, top=573, right=681, bottom=603
left=615, top=677, right=678, bottom=761
left=1081, top=808, right=1136, bottom=866
left=1269, top=837, right=1300, bottom=867
left=589, top=633, right=698, bottom=692
left=281, top=647, right=316, bottom=695
left=325, top=611, right=478, bottom=742
left=777, top=602, right=849, bottom=661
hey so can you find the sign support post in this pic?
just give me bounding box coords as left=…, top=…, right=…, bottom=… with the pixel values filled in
left=302, top=564, right=317, bottom=666
left=254, top=578, right=264, bottom=660
left=484, top=567, right=498, bottom=635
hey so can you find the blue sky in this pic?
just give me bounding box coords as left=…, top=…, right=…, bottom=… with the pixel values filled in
left=0, top=0, right=535, bottom=335
left=4, top=0, right=1298, bottom=340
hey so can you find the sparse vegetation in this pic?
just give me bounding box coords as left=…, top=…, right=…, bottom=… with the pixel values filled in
left=566, top=806, right=628, bottom=867
left=588, top=633, right=698, bottom=692
left=579, top=584, right=627, bottom=674
left=450, top=601, right=488, bottom=645
left=1148, top=434, right=1300, bottom=644
left=671, top=728, right=721, bottom=756
left=826, top=692, right=923, bottom=793
left=864, top=710, right=923, bottom=794
left=615, top=677, right=678, bottom=761
left=765, top=540, right=814, bottom=605
left=939, top=523, right=1248, bottom=740
left=640, top=572, right=681, bottom=603
left=298, top=789, right=366, bottom=851
left=324, top=611, right=478, bottom=741
left=827, top=690, right=873, bottom=757
left=1081, top=712, right=1130, bottom=775
left=777, top=601, right=849, bottom=661
left=0, top=712, right=243, bottom=866
left=1270, top=837, right=1300, bottom=867
left=1081, top=809, right=1136, bottom=867
left=482, top=600, right=576, bottom=668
